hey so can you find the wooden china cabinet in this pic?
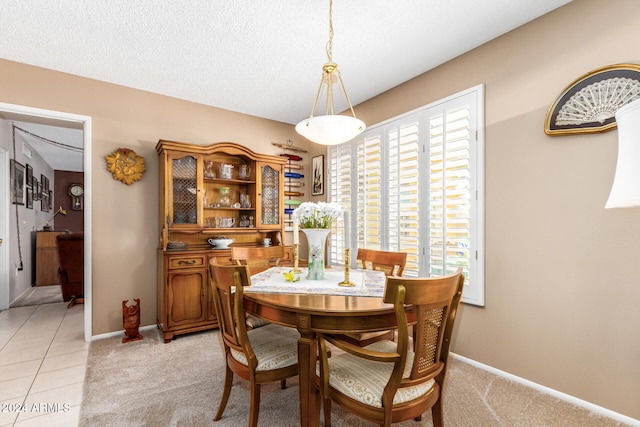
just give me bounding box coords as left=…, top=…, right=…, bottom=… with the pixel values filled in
left=156, top=141, right=286, bottom=342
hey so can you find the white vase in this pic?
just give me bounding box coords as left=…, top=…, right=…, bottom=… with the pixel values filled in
left=302, top=228, right=330, bottom=280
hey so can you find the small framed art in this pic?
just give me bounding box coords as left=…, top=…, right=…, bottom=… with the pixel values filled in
left=41, top=190, right=49, bottom=212
left=41, top=174, right=49, bottom=194
left=312, top=155, right=324, bottom=196
left=26, top=164, right=33, bottom=188
left=10, top=159, right=25, bottom=205
left=26, top=187, right=33, bottom=209
left=33, top=178, right=40, bottom=201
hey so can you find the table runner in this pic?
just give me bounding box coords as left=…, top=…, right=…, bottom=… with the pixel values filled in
left=247, top=267, right=386, bottom=297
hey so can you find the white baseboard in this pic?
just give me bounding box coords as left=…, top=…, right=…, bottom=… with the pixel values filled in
left=450, top=353, right=640, bottom=427
left=91, top=324, right=158, bottom=341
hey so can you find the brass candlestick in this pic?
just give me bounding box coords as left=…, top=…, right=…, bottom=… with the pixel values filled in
left=338, top=248, right=355, bottom=287
left=292, top=243, right=303, bottom=273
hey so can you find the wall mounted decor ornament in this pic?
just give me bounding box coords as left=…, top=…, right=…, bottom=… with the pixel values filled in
left=544, top=63, right=640, bottom=136
left=105, top=148, right=146, bottom=185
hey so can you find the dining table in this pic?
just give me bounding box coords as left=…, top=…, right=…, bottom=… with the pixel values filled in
left=243, top=266, right=415, bottom=427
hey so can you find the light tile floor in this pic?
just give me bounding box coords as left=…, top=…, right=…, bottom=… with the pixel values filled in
left=0, top=303, right=87, bottom=426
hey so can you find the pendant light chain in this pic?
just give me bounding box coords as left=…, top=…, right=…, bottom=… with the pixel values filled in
left=326, top=0, right=334, bottom=63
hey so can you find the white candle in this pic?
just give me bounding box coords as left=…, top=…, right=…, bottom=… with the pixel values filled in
left=344, top=210, right=350, bottom=249
left=293, top=221, right=299, bottom=244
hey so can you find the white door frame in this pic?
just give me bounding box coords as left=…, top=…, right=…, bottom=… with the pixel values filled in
left=0, top=147, right=8, bottom=310
left=0, top=102, right=92, bottom=342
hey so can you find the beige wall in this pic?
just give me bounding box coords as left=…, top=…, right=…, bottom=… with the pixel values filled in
left=0, top=58, right=305, bottom=332
left=1, top=0, right=638, bottom=420
left=356, top=0, right=640, bottom=420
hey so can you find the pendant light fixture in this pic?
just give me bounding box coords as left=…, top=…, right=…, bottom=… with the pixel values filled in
left=295, top=0, right=365, bottom=146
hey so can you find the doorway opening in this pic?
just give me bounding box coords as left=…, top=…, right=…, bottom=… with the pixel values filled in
left=0, top=102, right=92, bottom=342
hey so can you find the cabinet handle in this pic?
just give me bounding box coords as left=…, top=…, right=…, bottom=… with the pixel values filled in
left=178, top=259, right=197, bottom=265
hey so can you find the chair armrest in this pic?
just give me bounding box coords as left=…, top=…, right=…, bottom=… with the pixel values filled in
left=321, top=333, right=400, bottom=363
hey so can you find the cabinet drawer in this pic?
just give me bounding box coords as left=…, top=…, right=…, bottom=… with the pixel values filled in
left=168, top=255, right=206, bottom=269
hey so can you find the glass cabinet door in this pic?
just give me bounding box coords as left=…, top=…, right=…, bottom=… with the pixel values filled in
left=169, top=153, right=201, bottom=227
left=257, top=163, right=283, bottom=229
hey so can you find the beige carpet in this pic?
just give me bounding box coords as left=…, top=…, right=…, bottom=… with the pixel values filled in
left=10, top=285, right=63, bottom=307
left=79, top=328, right=628, bottom=426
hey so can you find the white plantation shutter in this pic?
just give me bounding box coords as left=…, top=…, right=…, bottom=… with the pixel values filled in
left=329, top=85, right=484, bottom=306
left=359, top=134, right=383, bottom=251
left=328, top=143, right=352, bottom=264
left=386, top=119, right=421, bottom=276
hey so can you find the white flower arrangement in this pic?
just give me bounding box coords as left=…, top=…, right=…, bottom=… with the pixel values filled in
left=292, top=202, right=343, bottom=229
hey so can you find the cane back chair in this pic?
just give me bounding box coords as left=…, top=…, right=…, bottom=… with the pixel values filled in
left=317, top=268, right=464, bottom=427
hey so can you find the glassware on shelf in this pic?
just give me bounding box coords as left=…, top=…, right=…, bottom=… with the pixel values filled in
left=240, top=192, right=251, bottom=208
left=238, top=164, right=251, bottom=180
left=215, top=187, right=233, bottom=207
left=219, top=163, right=233, bottom=180
left=204, top=161, right=216, bottom=178
left=285, top=172, right=304, bottom=179
left=215, top=217, right=235, bottom=228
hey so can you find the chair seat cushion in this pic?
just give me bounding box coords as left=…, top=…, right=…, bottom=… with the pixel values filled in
left=342, top=331, right=390, bottom=341
left=245, top=314, right=270, bottom=329
left=318, top=340, right=435, bottom=408
left=231, top=323, right=299, bottom=371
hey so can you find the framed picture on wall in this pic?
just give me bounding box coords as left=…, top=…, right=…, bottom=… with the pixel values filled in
left=41, top=174, right=49, bottom=195
left=26, top=187, right=33, bottom=209
left=33, top=178, right=40, bottom=201
left=41, top=191, right=49, bottom=212
left=26, top=164, right=33, bottom=187
left=10, top=159, right=25, bottom=205
left=312, top=155, right=324, bottom=196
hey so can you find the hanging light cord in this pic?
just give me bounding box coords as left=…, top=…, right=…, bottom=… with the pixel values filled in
left=13, top=125, right=83, bottom=153
left=11, top=125, right=24, bottom=271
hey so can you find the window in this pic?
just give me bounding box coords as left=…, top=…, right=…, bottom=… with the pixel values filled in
left=328, top=85, right=485, bottom=306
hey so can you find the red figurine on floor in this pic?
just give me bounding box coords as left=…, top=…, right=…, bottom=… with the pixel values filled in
left=122, top=298, right=143, bottom=343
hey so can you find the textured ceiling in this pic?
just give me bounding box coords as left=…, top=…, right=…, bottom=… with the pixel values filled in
left=1, top=0, right=572, bottom=171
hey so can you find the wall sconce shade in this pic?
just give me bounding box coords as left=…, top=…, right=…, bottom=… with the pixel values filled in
left=606, top=98, right=640, bottom=208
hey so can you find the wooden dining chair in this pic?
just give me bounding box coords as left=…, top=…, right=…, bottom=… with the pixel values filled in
left=356, top=248, right=407, bottom=277
left=231, top=245, right=285, bottom=275
left=316, top=268, right=464, bottom=427
left=209, top=261, right=300, bottom=427
left=333, top=248, right=408, bottom=347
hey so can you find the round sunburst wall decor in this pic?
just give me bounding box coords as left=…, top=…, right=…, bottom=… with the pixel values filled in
left=105, top=148, right=146, bottom=185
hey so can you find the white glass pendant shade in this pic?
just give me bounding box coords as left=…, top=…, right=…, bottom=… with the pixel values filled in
left=295, top=115, right=365, bottom=146
left=605, top=98, right=640, bottom=208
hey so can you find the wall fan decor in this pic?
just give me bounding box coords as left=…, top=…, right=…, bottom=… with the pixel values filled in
left=105, top=148, right=146, bottom=185
left=544, top=63, right=640, bottom=136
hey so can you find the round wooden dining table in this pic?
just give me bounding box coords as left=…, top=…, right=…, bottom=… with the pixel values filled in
left=243, top=290, right=415, bottom=427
